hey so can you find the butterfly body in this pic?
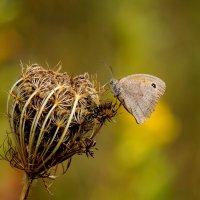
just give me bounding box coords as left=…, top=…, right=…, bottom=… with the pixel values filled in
left=110, top=74, right=166, bottom=124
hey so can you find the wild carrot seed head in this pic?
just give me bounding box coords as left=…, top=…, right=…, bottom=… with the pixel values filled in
left=5, top=64, right=117, bottom=179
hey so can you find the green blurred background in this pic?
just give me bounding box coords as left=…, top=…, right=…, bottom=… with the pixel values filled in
left=0, top=0, right=200, bottom=199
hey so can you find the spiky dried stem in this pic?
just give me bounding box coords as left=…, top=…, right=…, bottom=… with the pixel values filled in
left=36, top=94, right=80, bottom=171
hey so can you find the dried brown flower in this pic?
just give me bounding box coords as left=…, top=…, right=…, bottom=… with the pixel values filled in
left=3, top=64, right=118, bottom=200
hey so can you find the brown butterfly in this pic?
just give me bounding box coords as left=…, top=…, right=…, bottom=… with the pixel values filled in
left=110, top=74, right=166, bottom=124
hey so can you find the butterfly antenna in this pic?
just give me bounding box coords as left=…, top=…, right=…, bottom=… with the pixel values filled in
left=107, top=65, right=114, bottom=79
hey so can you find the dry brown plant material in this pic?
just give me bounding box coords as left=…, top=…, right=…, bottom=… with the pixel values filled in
left=3, top=64, right=118, bottom=200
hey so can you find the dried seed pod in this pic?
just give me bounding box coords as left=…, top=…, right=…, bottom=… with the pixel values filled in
left=4, top=64, right=118, bottom=199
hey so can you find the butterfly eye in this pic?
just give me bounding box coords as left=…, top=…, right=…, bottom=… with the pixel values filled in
left=151, top=83, right=156, bottom=88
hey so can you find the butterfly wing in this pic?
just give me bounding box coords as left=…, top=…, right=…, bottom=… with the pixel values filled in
left=117, top=74, right=166, bottom=124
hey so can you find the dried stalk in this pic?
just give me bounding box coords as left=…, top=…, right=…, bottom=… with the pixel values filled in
left=20, top=173, right=33, bottom=200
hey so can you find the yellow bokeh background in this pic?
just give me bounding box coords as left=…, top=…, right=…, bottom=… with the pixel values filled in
left=0, top=0, right=200, bottom=199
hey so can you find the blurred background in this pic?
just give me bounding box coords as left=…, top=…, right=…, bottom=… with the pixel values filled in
left=0, top=0, right=200, bottom=199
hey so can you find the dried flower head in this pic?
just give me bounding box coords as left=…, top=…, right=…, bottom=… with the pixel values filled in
left=3, top=64, right=118, bottom=199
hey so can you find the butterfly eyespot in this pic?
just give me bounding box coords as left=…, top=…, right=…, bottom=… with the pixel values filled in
left=151, top=83, right=156, bottom=88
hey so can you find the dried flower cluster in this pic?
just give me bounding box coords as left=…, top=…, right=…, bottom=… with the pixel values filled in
left=3, top=64, right=118, bottom=199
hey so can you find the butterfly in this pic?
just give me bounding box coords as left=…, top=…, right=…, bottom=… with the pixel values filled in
left=110, top=74, right=166, bottom=124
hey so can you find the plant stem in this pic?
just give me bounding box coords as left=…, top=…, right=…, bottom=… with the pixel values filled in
left=20, top=173, right=33, bottom=200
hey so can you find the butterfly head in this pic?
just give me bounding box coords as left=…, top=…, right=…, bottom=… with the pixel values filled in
left=110, top=78, right=120, bottom=97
